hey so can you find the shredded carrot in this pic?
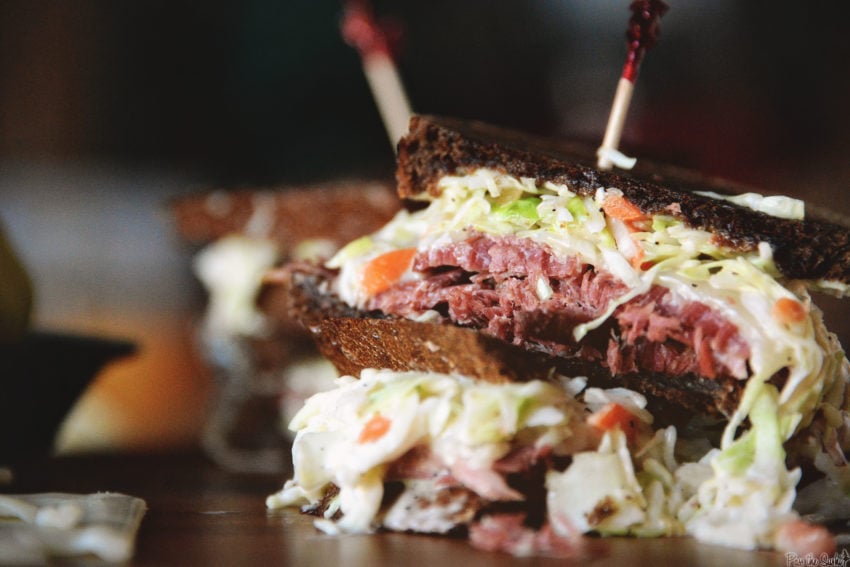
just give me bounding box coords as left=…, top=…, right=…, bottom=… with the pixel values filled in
left=588, top=403, right=641, bottom=443
left=629, top=246, right=646, bottom=270
left=358, top=414, right=392, bottom=443
left=772, top=297, right=808, bottom=325
left=601, top=194, right=647, bottom=230
left=360, top=248, right=417, bottom=296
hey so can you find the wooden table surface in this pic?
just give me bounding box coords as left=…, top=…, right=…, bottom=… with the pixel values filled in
left=0, top=450, right=796, bottom=566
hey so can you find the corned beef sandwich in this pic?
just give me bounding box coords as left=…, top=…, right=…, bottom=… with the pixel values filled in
left=265, top=115, right=850, bottom=556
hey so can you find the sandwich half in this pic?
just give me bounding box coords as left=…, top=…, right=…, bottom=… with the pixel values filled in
left=266, top=115, right=850, bottom=555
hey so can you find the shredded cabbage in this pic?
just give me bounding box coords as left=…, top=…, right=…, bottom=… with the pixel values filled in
left=268, top=369, right=585, bottom=534
left=547, top=429, right=646, bottom=535
left=269, top=361, right=850, bottom=551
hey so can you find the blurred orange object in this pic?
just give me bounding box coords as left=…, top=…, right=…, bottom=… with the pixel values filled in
left=55, top=310, right=213, bottom=454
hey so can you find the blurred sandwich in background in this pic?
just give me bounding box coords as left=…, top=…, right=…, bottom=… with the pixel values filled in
left=169, top=179, right=399, bottom=472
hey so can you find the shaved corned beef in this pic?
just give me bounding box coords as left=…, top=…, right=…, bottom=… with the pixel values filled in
left=368, top=233, right=751, bottom=382
left=612, top=286, right=750, bottom=379
left=469, top=513, right=586, bottom=558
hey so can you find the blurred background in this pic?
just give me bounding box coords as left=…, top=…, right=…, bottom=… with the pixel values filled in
left=1, top=1, right=849, bottom=456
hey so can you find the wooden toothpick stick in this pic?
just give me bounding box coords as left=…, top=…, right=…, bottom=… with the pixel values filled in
left=342, top=0, right=413, bottom=153
left=597, top=0, right=669, bottom=170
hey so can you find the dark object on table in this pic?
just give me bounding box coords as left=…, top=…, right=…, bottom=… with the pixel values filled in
left=0, top=331, right=135, bottom=462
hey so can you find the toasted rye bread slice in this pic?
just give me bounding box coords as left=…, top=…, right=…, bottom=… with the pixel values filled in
left=265, top=263, right=743, bottom=420
left=396, top=115, right=850, bottom=288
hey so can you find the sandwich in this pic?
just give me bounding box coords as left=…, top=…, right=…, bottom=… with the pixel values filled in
left=265, top=115, right=850, bottom=556
left=169, top=181, right=399, bottom=470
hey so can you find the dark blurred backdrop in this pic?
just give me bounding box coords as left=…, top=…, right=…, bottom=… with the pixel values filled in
left=2, top=1, right=849, bottom=191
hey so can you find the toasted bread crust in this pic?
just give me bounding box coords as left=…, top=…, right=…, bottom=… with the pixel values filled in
left=268, top=263, right=744, bottom=418
left=170, top=180, right=399, bottom=248
left=396, top=115, right=850, bottom=286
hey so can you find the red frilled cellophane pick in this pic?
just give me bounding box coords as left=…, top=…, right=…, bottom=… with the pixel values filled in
left=341, top=0, right=402, bottom=61
left=622, top=0, right=670, bottom=83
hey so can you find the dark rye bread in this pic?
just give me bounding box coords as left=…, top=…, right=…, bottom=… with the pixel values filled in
left=397, top=115, right=850, bottom=288
left=170, top=180, right=399, bottom=249
left=266, top=264, right=743, bottom=419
